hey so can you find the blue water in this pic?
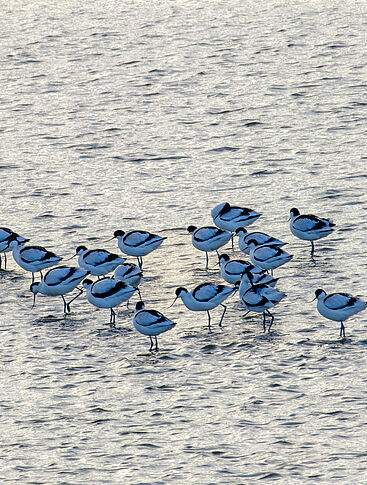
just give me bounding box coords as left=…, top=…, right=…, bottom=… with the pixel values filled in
left=1, top=1, right=367, bottom=482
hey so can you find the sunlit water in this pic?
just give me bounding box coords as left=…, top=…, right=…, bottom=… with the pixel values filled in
left=1, top=1, right=367, bottom=483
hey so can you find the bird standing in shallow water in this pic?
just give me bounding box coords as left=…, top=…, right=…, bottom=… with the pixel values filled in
left=133, top=301, right=176, bottom=351
left=289, top=208, right=335, bottom=256
left=211, top=202, right=261, bottom=231
left=114, top=262, right=143, bottom=301
left=240, top=283, right=286, bottom=332
left=30, top=266, right=89, bottom=314
left=314, top=288, right=367, bottom=337
left=172, top=282, right=236, bottom=328
left=112, top=230, right=166, bottom=269
left=74, top=246, right=125, bottom=278
left=9, top=239, right=62, bottom=283
left=219, top=253, right=262, bottom=284
left=235, top=227, right=286, bottom=255
left=247, top=241, right=293, bottom=274
left=0, top=228, right=28, bottom=270
left=187, top=226, right=232, bottom=269
left=83, top=277, right=136, bottom=325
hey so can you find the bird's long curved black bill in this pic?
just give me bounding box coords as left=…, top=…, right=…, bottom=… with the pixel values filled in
left=168, top=296, right=179, bottom=308
left=64, top=253, right=77, bottom=261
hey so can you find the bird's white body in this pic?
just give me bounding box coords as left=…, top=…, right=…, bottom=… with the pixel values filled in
left=315, top=289, right=367, bottom=323
left=212, top=203, right=261, bottom=231
left=114, top=230, right=165, bottom=257
left=30, top=266, right=89, bottom=313
left=188, top=226, right=232, bottom=253
left=236, top=228, right=286, bottom=255
left=83, top=277, right=136, bottom=309
left=0, top=228, right=28, bottom=269
left=10, top=240, right=61, bottom=279
left=219, top=254, right=262, bottom=284
left=76, top=246, right=125, bottom=277
left=134, top=301, right=176, bottom=350
left=114, top=262, right=142, bottom=288
left=290, top=208, right=335, bottom=243
left=32, top=266, right=89, bottom=296
left=176, top=283, right=234, bottom=311
left=134, top=302, right=176, bottom=337
left=0, top=228, right=28, bottom=253
left=248, top=243, right=293, bottom=272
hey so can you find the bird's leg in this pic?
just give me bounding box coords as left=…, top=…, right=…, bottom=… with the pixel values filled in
left=155, top=336, right=158, bottom=351
left=149, top=336, right=154, bottom=351
left=62, top=295, right=69, bottom=314
left=262, top=312, right=266, bottom=332
left=136, top=287, right=143, bottom=302
left=310, top=241, right=315, bottom=256
left=66, top=288, right=84, bottom=313
left=205, top=252, right=209, bottom=270
left=207, top=310, right=211, bottom=329
left=110, top=308, right=116, bottom=325
left=340, top=321, right=345, bottom=338
left=218, top=304, right=227, bottom=327
left=137, top=256, right=143, bottom=270
left=4, top=253, right=7, bottom=269
left=31, top=272, right=35, bottom=284
left=267, top=310, right=275, bottom=332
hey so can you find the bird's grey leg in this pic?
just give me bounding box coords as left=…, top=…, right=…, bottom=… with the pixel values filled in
left=219, top=304, right=227, bottom=327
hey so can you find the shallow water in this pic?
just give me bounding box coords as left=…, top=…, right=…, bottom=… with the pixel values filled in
left=1, top=0, right=367, bottom=483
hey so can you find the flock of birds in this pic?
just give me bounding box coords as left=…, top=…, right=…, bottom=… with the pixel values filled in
left=1, top=202, right=366, bottom=349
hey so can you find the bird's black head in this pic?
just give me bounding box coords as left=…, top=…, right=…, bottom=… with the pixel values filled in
left=175, top=287, right=186, bottom=296
left=113, top=230, right=125, bottom=238
left=76, top=245, right=87, bottom=253
left=235, top=227, right=247, bottom=235
left=135, top=301, right=145, bottom=311
left=290, top=208, right=300, bottom=217
left=187, top=226, right=197, bottom=234
left=315, top=288, right=324, bottom=298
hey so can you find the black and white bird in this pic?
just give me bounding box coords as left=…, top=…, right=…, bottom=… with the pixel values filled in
left=219, top=253, right=262, bottom=284
left=172, top=282, right=236, bottom=328
left=133, top=301, right=176, bottom=351
left=211, top=202, right=261, bottom=231
left=0, top=228, right=28, bottom=270
left=238, top=268, right=278, bottom=301
left=235, top=227, right=286, bottom=255
left=240, top=283, right=286, bottom=332
left=247, top=240, right=293, bottom=274
left=289, top=208, right=335, bottom=255
left=83, top=277, right=136, bottom=325
left=9, top=239, right=62, bottom=282
left=112, top=230, right=166, bottom=269
left=114, top=262, right=143, bottom=301
left=314, top=289, right=367, bottom=337
left=75, top=246, right=125, bottom=277
left=187, top=226, right=232, bottom=269
left=30, top=266, right=89, bottom=314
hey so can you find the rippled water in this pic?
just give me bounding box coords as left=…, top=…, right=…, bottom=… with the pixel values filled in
left=1, top=0, right=367, bottom=482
